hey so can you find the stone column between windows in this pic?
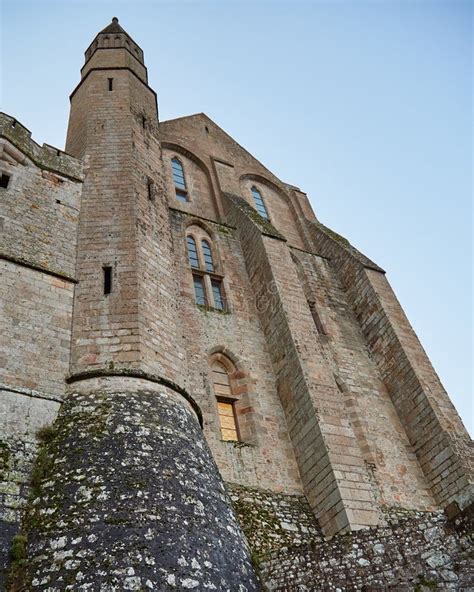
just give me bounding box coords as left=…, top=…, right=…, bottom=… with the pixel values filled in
left=223, top=192, right=381, bottom=538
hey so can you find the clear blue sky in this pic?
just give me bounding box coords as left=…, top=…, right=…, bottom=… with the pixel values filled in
left=1, top=0, right=472, bottom=435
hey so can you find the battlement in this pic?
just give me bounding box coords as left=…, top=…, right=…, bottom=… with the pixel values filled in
left=0, top=112, right=83, bottom=181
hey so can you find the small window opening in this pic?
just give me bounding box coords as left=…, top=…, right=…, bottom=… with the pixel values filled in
left=0, top=173, right=10, bottom=189
left=108, top=78, right=113, bottom=91
left=175, top=189, right=187, bottom=202
left=205, top=126, right=209, bottom=133
left=103, top=266, right=112, bottom=295
left=141, top=115, right=147, bottom=129
left=308, top=300, right=326, bottom=335
left=11, top=120, right=16, bottom=128
left=147, top=178, right=154, bottom=201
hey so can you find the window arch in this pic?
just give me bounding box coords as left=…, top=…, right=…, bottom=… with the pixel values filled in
left=185, top=225, right=226, bottom=311
left=211, top=360, right=239, bottom=441
left=171, top=157, right=188, bottom=202
left=186, top=235, right=199, bottom=268
left=251, top=186, right=269, bottom=219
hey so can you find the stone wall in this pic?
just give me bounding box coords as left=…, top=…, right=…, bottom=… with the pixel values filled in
left=227, top=483, right=322, bottom=560
left=259, top=505, right=473, bottom=591
left=290, top=248, right=435, bottom=511
left=8, top=376, right=259, bottom=591
left=0, top=113, right=82, bottom=279
left=306, top=221, right=473, bottom=511
left=0, top=117, right=82, bottom=588
left=169, top=208, right=303, bottom=496
left=222, top=190, right=381, bottom=537
left=0, top=261, right=76, bottom=396
left=0, top=388, right=60, bottom=589
left=228, top=483, right=473, bottom=590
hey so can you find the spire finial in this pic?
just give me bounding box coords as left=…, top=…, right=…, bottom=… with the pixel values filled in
left=112, top=17, right=119, bottom=24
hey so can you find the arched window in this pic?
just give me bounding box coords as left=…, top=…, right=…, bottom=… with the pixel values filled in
left=251, top=186, right=269, bottom=219
left=171, top=157, right=188, bottom=202
left=201, top=239, right=214, bottom=272
left=186, top=236, right=199, bottom=268
left=186, top=226, right=226, bottom=311
left=211, top=361, right=239, bottom=441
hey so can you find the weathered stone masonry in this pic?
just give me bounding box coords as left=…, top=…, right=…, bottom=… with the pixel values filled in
left=15, top=377, right=259, bottom=591
left=1, top=16, right=472, bottom=591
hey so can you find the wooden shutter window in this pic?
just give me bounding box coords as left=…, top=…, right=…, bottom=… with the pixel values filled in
left=212, top=361, right=239, bottom=441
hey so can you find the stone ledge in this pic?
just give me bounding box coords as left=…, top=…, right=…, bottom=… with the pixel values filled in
left=308, top=219, right=385, bottom=273
left=66, top=368, right=203, bottom=427
left=0, top=253, right=78, bottom=284
left=0, top=383, right=63, bottom=404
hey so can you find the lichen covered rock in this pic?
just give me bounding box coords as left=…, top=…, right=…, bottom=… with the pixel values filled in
left=15, top=380, right=260, bottom=591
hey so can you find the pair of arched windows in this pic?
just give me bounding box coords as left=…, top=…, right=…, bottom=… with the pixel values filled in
left=186, top=227, right=226, bottom=311
left=172, top=156, right=270, bottom=222
left=210, top=358, right=240, bottom=441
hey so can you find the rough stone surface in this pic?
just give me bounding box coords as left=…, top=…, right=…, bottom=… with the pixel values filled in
left=14, top=380, right=259, bottom=591
left=258, top=505, right=473, bottom=591
left=227, top=483, right=322, bottom=560
left=0, top=388, right=60, bottom=589
left=1, top=15, right=473, bottom=590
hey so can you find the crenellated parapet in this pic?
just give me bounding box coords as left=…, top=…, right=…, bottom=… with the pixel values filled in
left=0, top=113, right=83, bottom=181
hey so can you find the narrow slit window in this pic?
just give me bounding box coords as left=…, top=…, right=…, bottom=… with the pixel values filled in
left=108, top=78, right=113, bottom=91
left=0, top=173, right=10, bottom=189
left=251, top=186, right=269, bottom=219
left=192, top=274, right=207, bottom=306
left=171, top=157, right=188, bottom=202
left=309, top=300, right=326, bottom=335
left=147, top=178, right=154, bottom=201
left=201, top=239, right=214, bottom=272
left=103, top=266, right=112, bottom=295
left=211, top=279, right=225, bottom=311
left=186, top=236, right=200, bottom=268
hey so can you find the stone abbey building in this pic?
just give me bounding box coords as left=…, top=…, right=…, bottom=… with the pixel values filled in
left=0, top=18, right=472, bottom=591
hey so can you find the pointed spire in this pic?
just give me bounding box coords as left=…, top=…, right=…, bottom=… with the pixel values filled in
left=82, top=17, right=146, bottom=74
left=99, top=17, right=126, bottom=35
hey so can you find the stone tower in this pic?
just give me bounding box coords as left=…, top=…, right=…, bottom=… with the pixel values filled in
left=1, top=17, right=472, bottom=591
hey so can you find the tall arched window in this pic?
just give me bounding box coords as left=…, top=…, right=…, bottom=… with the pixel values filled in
left=171, top=157, right=188, bottom=202
left=201, top=239, right=214, bottom=272
left=186, top=236, right=199, bottom=268
left=251, top=186, right=269, bottom=219
left=186, top=226, right=226, bottom=311
left=211, top=361, right=239, bottom=441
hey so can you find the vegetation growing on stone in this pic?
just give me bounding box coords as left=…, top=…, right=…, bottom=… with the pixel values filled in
left=0, top=440, right=10, bottom=480
left=6, top=534, right=28, bottom=592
